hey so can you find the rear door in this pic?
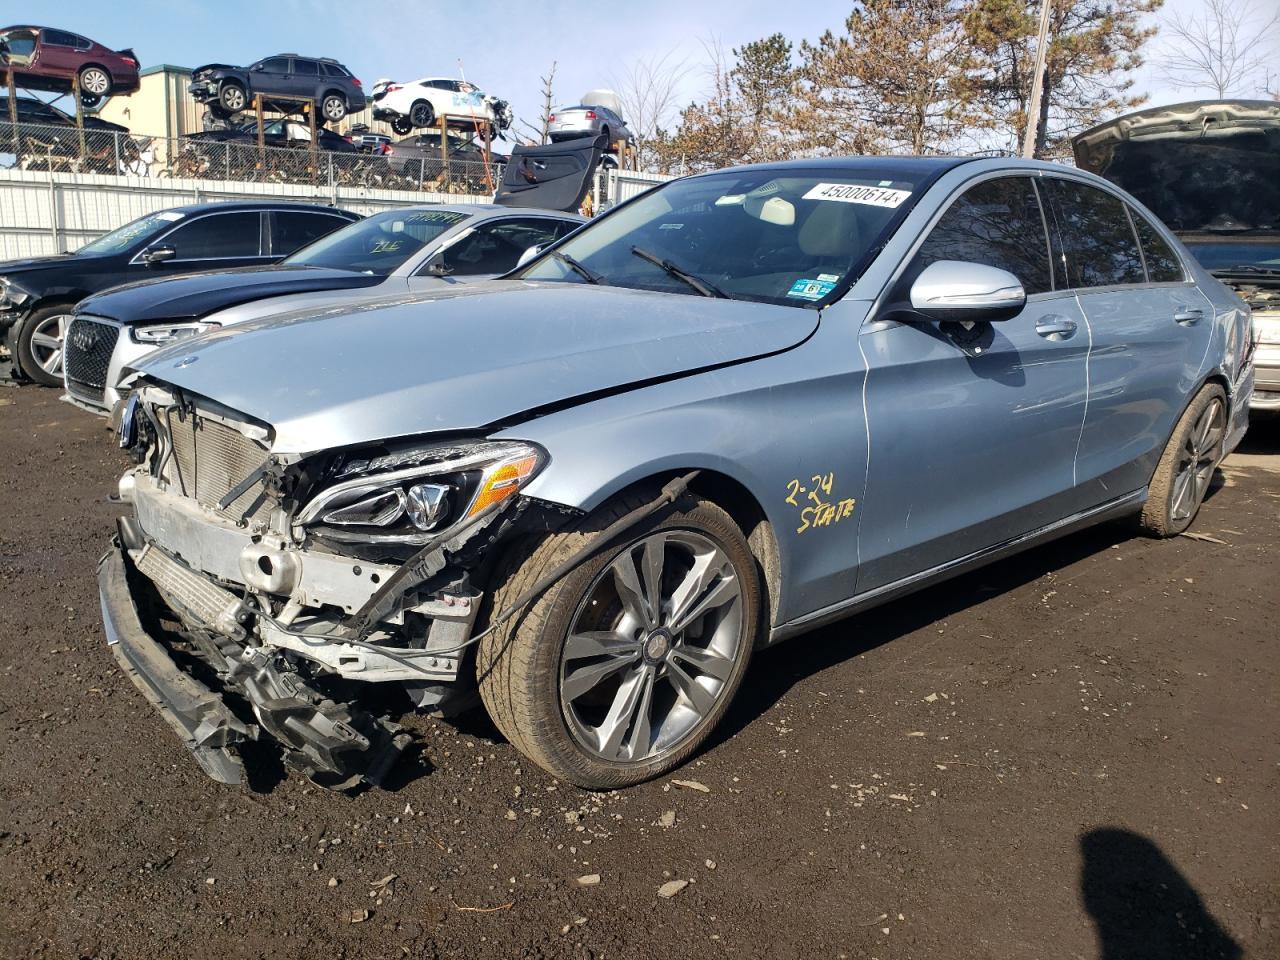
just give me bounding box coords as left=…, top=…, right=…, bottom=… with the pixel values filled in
left=288, top=58, right=319, bottom=99
left=1042, top=177, right=1214, bottom=499
left=857, top=174, right=1091, bottom=592
left=269, top=210, right=350, bottom=257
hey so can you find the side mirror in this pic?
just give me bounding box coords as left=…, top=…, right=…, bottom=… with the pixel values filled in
left=250, top=63, right=265, bottom=72
left=516, top=244, right=544, bottom=268
left=425, top=259, right=453, bottom=277
left=141, top=244, right=176, bottom=265
left=908, top=260, right=1025, bottom=323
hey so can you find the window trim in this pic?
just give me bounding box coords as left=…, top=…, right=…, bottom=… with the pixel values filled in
left=127, top=210, right=269, bottom=264
left=412, top=215, right=575, bottom=277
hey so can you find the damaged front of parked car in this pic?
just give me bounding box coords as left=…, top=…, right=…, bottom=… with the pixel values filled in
left=106, top=384, right=551, bottom=788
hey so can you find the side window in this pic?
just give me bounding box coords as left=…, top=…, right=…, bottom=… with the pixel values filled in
left=1129, top=208, right=1185, bottom=283
left=1, top=32, right=37, bottom=58
left=163, top=212, right=263, bottom=260
left=292, top=59, right=319, bottom=77
left=259, top=57, right=289, bottom=73
left=273, top=212, right=346, bottom=254
left=439, top=219, right=565, bottom=276
left=322, top=63, right=348, bottom=78
left=73, top=35, right=93, bottom=51
left=552, top=219, right=581, bottom=241
left=43, top=29, right=78, bottom=47
left=907, top=176, right=1053, bottom=295
left=1044, top=179, right=1146, bottom=288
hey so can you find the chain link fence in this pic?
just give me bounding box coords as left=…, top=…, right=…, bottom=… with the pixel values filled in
left=0, top=120, right=503, bottom=195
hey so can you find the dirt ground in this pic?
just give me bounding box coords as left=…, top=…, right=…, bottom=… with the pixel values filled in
left=0, top=385, right=1276, bottom=960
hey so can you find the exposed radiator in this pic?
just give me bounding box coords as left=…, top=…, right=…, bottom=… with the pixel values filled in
left=162, top=408, right=275, bottom=527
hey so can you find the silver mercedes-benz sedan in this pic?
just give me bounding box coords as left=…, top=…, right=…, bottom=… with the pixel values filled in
left=100, top=156, right=1254, bottom=791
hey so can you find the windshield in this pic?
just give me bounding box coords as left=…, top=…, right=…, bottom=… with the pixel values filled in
left=284, top=208, right=469, bottom=275
left=77, top=210, right=184, bottom=255
left=1183, top=237, right=1280, bottom=274
left=517, top=167, right=929, bottom=306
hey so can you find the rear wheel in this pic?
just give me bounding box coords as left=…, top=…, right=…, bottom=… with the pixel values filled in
left=478, top=489, right=759, bottom=789
left=390, top=116, right=413, bottom=136
left=78, top=65, right=111, bottom=99
left=1139, top=384, right=1227, bottom=537
left=16, top=303, right=74, bottom=386
left=321, top=93, right=348, bottom=122
left=409, top=100, right=435, bottom=129
left=219, top=82, right=247, bottom=114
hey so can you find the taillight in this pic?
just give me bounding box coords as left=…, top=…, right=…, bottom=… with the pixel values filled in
left=381, top=144, right=392, bottom=155
left=584, top=111, right=597, bottom=119
left=122, top=57, right=137, bottom=67
left=354, top=77, right=362, bottom=86
left=343, top=135, right=353, bottom=143
left=548, top=113, right=555, bottom=121
left=387, top=84, right=401, bottom=92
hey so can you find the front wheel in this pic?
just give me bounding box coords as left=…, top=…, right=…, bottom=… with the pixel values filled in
left=219, top=82, right=247, bottom=114
left=1139, top=384, right=1228, bottom=537
left=478, top=489, right=759, bottom=789
left=16, top=303, right=74, bottom=386
left=409, top=100, right=435, bottom=129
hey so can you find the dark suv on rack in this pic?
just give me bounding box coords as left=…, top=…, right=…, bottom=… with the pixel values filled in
left=189, top=55, right=366, bottom=124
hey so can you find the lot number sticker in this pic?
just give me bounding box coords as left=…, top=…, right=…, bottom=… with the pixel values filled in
left=803, top=183, right=911, bottom=207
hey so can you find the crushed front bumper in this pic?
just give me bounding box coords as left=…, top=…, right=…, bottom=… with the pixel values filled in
left=99, top=528, right=412, bottom=789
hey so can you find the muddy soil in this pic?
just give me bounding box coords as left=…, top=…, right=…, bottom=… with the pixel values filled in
left=1, top=388, right=1276, bottom=960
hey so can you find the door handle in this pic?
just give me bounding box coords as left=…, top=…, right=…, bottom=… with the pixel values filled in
left=1035, top=314, right=1078, bottom=340
left=1173, top=306, right=1204, bottom=325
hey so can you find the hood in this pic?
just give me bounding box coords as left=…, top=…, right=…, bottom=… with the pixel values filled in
left=0, top=254, right=80, bottom=276
left=1073, top=100, right=1280, bottom=235
left=78, top=265, right=386, bottom=323
left=138, top=281, right=818, bottom=454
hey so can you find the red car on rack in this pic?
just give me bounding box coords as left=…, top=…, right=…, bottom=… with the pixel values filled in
left=0, top=25, right=139, bottom=106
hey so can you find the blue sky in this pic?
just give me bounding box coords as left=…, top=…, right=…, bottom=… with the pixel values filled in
left=1, top=0, right=1269, bottom=144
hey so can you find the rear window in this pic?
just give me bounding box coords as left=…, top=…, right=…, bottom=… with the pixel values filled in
left=322, top=63, right=349, bottom=78
left=1129, top=209, right=1184, bottom=283
left=1045, top=179, right=1146, bottom=288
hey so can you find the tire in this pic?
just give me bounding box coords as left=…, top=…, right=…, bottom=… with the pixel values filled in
left=1139, top=383, right=1228, bottom=537
left=78, top=65, right=112, bottom=99
left=16, top=303, right=74, bottom=387
left=600, top=125, right=611, bottom=145
left=321, top=94, right=348, bottom=123
left=390, top=116, right=413, bottom=136
left=409, top=100, right=435, bottom=129
left=219, top=82, right=247, bottom=114
left=79, top=91, right=102, bottom=109
left=478, top=488, right=760, bottom=789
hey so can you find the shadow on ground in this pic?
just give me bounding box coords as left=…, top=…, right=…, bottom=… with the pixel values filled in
left=1081, top=828, right=1242, bottom=960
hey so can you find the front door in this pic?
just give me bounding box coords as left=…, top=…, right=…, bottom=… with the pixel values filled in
left=857, top=175, right=1091, bottom=593
left=131, top=210, right=269, bottom=279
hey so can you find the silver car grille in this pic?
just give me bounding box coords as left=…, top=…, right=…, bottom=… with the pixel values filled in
left=159, top=407, right=276, bottom=527
left=64, top=316, right=120, bottom=403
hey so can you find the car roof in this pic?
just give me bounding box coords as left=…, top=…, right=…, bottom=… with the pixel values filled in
left=163, top=201, right=359, bottom=216
left=704, top=155, right=976, bottom=178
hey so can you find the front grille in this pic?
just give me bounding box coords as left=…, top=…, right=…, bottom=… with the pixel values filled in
left=63, top=316, right=120, bottom=401
left=161, top=407, right=276, bottom=527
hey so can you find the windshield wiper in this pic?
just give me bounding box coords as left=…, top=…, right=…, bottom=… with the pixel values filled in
left=630, top=246, right=728, bottom=298
left=551, top=250, right=607, bottom=285
left=1211, top=264, right=1280, bottom=277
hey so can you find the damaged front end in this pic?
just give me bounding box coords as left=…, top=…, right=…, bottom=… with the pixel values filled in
left=102, top=383, right=549, bottom=789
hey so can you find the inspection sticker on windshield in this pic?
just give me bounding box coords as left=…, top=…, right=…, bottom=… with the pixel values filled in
left=803, top=183, right=911, bottom=207
left=787, top=278, right=836, bottom=301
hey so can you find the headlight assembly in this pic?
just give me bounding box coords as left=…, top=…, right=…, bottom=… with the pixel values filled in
left=132, top=321, right=217, bottom=344
left=296, top=440, right=545, bottom=545
left=0, top=277, right=32, bottom=310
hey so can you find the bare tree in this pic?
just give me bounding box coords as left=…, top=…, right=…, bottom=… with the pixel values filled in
left=1158, top=0, right=1280, bottom=98
left=536, top=61, right=557, bottom=144
left=609, top=50, right=690, bottom=166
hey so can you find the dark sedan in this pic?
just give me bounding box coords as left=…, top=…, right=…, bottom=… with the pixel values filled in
left=0, top=25, right=139, bottom=106
left=386, top=132, right=506, bottom=184
left=1, top=201, right=357, bottom=385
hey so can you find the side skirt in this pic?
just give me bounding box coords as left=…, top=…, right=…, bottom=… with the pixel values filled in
left=767, top=488, right=1146, bottom=645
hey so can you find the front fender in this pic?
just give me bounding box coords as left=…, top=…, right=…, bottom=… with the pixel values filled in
left=493, top=302, right=873, bottom=625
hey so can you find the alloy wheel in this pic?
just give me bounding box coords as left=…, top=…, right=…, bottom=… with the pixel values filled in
left=222, top=86, right=245, bottom=112
left=1170, top=397, right=1224, bottom=522
left=559, top=530, right=745, bottom=764
left=324, top=97, right=345, bottom=121
left=29, top=312, right=71, bottom=377
left=80, top=68, right=110, bottom=95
